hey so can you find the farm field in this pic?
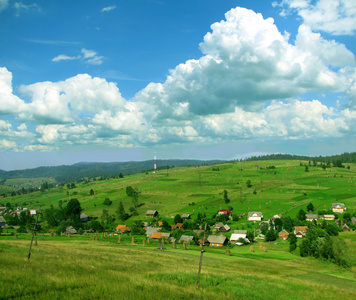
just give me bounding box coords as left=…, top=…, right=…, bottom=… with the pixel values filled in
left=0, top=232, right=355, bottom=300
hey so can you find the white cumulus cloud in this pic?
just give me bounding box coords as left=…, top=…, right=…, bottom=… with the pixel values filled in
left=276, top=0, right=356, bottom=35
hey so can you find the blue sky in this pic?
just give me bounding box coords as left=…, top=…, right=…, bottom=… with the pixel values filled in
left=0, top=0, right=356, bottom=170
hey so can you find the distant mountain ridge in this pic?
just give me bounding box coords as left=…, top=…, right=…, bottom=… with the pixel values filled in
left=0, top=159, right=225, bottom=184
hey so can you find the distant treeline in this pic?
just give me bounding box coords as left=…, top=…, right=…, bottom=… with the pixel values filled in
left=245, top=152, right=356, bottom=164
left=0, top=159, right=224, bottom=184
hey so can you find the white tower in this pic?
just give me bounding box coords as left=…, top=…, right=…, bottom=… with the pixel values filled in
left=153, top=152, right=157, bottom=173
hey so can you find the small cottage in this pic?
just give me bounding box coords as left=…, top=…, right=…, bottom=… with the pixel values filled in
left=207, top=234, right=227, bottom=247
left=306, top=214, right=318, bottom=221
left=115, top=225, right=131, bottom=234
left=279, top=229, right=289, bottom=240
left=214, top=222, right=230, bottom=232
left=321, top=214, right=335, bottom=221
left=332, top=203, right=346, bottom=213
left=0, top=216, right=6, bottom=228
left=294, top=226, right=308, bottom=238
left=65, top=226, right=77, bottom=235
left=179, top=235, right=195, bottom=244
left=182, top=214, right=191, bottom=220
left=248, top=211, right=263, bottom=221
left=146, top=210, right=158, bottom=217
left=145, top=226, right=161, bottom=237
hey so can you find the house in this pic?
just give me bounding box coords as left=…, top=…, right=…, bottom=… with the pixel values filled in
left=271, top=214, right=281, bottom=220
left=279, top=229, right=289, bottom=240
left=152, top=232, right=170, bottom=239
left=65, top=226, right=77, bottom=235
left=193, top=229, right=204, bottom=236
left=351, top=217, right=356, bottom=225
left=179, top=235, right=195, bottom=244
left=218, top=209, right=231, bottom=216
left=294, top=226, right=308, bottom=238
left=146, top=210, right=158, bottom=217
left=321, top=214, right=335, bottom=221
left=0, top=216, right=6, bottom=228
left=207, top=234, right=227, bottom=247
left=247, top=211, right=263, bottom=221
left=332, top=203, right=346, bottom=213
left=115, top=225, right=131, bottom=234
left=198, top=238, right=209, bottom=246
left=145, top=226, right=161, bottom=237
left=182, top=214, right=191, bottom=220
left=342, top=224, right=350, bottom=232
left=176, top=223, right=183, bottom=229
left=306, top=214, right=318, bottom=221
left=230, top=231, right=248, bottom=244
left=80, top=213, right=89, bottom=222
left=141, top=222, right=151, bottom=228
left=157, top=221, right=163, bottom=227
left=214, top=222, right=230, bottom=232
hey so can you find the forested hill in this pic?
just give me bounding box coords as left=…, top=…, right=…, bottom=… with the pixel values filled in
left=245, top=152, right=356, bottom=163
left=0, top=159, right=224, bottom=184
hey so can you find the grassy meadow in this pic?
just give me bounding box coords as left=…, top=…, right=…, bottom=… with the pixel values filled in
left=1, top=160, right=356, bottom=299
left=3, top=160, right=356, bottom=224
left=1, top=232, right=356, bottom=300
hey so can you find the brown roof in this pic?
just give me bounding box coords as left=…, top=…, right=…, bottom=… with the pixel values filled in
left=115, top=225, right=130, bottom=233
left=151, top=232, right=162, bottom=239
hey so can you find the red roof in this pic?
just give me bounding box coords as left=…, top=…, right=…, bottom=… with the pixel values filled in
left=219, top=209, right=231, bottom=214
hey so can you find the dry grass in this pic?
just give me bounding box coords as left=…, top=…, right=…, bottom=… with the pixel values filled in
left=1, top=237, right=355, bottom=300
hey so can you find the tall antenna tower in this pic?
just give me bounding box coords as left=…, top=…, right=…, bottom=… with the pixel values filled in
left=153, top=152, right=157, bottom=173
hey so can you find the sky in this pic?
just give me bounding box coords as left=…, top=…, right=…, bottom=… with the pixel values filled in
left=0, top=0, right=356, bottom=170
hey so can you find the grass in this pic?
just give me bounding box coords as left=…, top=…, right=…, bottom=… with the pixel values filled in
left=0, top=234, right=355, bottom=300
left=1, top=160, right=356, bottom=298
left=3, top=160, right=355, bottom=225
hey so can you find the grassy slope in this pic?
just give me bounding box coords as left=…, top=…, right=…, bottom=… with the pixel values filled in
left=4, top=160, right=356, bottom=224
left=0, top=233, right=355, bottom=300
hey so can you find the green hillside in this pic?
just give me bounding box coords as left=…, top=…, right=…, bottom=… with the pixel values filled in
left=2, top=159, right=355, bottom=224
left=1, top=159, right=356, bottom=299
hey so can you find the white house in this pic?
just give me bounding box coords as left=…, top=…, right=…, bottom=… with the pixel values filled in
left=247, top=211, right=263, bottom=221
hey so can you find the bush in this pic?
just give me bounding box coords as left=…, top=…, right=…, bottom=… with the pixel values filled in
left=103, top=198, right=112, bottom=206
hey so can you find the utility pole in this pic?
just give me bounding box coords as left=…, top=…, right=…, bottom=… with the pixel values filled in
left=196, top=222, right=207, bottom=289
left=28, top=210, right=40, bottom=260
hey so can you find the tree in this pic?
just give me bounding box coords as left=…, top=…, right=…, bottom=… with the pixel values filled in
left=161, top=220, right=171, bottom=231
left=274, top=218, right=283, bottom=232
left=265, top=229, right=277, bottom=242
left=174, top=214, right=183, bottom=224
left=260, top=222, right=269, bottom=235
left=119, top=173, right=124, bottom=178
left=289, top=233, right=297, bottom=252
left=307, top=203, right=314, bottom=212
left=305, top=165, right=309, bottom=172
left=223, top=190, right=230, bottom=204
left=126, top=186, right=139, bottom=208
left=246, top=179, right=252, bottom=188
left=296, top=209, right=306, bottom=221
left=90, top=189, right=95, bottom=196
left=66, top=198, right=82, bottom=228
left=116, top=201, right=129, bottom=221
left=103, top=198, right=112, bottom=206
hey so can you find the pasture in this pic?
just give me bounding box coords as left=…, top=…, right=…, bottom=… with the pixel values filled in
left=0, top=232, right=355, bottom=300
left=3, top=160, right=356, bottom=225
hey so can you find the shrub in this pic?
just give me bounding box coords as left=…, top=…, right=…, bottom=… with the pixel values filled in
left=103, top=198, right=112, bottom=206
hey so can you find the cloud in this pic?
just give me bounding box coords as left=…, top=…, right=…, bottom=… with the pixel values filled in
left=275, top=0, right=356, bottom=35
left=52, top=48, right=104, bottom=65
left=52, top=54, right=80, bottom=62
left=101, top=5, right=116, bottom=13
left=13, top=2, right=41, bottom=17
left=1, top=6, right=356, bottom=151
left=0, top=0, right=8, bottom=13
left=135, top=7, right=354, bottom=120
